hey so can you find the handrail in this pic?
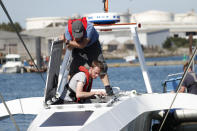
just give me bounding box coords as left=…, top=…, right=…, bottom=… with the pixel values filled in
left=94, top=23, right=153, bottom=93
left=94, top=23, right=137, bottom=26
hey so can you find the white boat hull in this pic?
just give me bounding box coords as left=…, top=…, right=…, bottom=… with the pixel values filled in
left=124, top=55, right=136, bottom=63
left=2, top=66, right=23, bottom=73
left=1, top=90, right=197, bottom=130
left=20, top=93, right=197, bottom=131
left=0, top=97, right=44, bottom=117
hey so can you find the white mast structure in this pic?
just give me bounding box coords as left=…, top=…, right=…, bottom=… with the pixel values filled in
left=95, top=23, right=153, bottom=93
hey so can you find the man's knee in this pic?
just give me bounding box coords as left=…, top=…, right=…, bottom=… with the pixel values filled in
left=100, top=62, right=108, bottom=76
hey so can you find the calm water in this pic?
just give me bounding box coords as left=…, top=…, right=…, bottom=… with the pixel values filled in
left=0, top=56, right=192, bottom=131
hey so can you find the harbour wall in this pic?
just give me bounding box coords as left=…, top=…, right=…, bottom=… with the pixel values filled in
left=107, top=60, right=189, bottom=67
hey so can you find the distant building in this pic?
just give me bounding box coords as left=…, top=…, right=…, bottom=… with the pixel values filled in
left=0, top=30, right=47, bottom=60
left=131, top=10, right=197, bottom=39
left=22, top=10, right=197, bottom=52
left=22, top=27, right=65, bottom=55
left=138, top=28, right=170, bottom=47
left=98, top=28, right=169, bottom=50
left=26, top=17, right=69, bottom=30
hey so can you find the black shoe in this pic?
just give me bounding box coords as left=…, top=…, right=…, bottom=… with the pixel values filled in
left=105, top=85, right=114, bottom=96
left=51, top=98, right=64, bottom=105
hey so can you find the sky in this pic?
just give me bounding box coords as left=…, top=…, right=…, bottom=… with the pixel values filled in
left=0, top=0, right=197, bottom=28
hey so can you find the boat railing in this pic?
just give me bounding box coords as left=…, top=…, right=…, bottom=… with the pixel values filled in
left=94, top=23, right=152, bottom=93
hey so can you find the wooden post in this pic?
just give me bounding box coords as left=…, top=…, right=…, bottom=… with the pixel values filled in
left=189, top=33, right=193, bottom=57
left=35, top=37, right=41, bottom=70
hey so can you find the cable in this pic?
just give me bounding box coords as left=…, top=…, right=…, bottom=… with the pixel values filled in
left=0, top=1, right=46, bottom=130
left=159, top=46, right=197, bottom=131
left=0, top=93, right=20, bottom=131
left=0, top=0, right=46, bottom=84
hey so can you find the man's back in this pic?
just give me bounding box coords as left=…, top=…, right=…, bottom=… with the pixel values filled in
left=69, top=72, right=86, bottom=92
left=183, top=72, right=197, bottom=94
left=65, top=21, right=99, bottom=47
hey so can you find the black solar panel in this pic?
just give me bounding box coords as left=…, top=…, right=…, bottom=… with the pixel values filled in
left=40, top=111, right=93, bottom=127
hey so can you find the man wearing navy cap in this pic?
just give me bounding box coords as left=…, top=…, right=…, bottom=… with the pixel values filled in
left=64, top=17, right=113, bottom=96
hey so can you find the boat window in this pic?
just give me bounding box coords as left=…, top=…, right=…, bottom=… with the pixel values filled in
left=40, top=111, right=93, bottom=127
left=6, top=57, right=20, bottom=62
left=6, top=58, right=15, bottom=62
left=88, top=17, right=93, bottom=19
left=15, top=58, right=21, bottom=61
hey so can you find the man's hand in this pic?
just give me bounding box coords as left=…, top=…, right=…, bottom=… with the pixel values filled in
left=66, top=41, right=74, bottom=50
left=59, top=34, right=66, bottom=42
left=94, top=91, right=107, bottom=97
left=59, top=34, right=73, bottom=50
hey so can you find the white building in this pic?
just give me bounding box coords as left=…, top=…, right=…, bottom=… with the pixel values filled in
left=138, top=28, right=170, bottom=47
left=118, top=10, right=131, bottom=24
left=24, top=10, right=197, bottom=49
left=26, top=17, right=69, bottom=30
left=131, top=10, right=197, bottom=39
left=175, top=10, right=197, bottom=23
left=131, top=10, right=174, bottom=23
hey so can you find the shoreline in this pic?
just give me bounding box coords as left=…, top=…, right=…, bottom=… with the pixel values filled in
left=107, top=60, right=190, bottom=67
left=103, top=52, right=185, bottom=60
left=103, top=47, right=190, bottom=60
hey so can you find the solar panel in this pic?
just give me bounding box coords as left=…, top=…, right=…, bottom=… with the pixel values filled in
left=40, top=111, right=93, bottom=127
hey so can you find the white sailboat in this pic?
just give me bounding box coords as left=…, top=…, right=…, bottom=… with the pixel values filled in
left=1, top=0, right=197, bottom=131
left=123, top=55, right=136, bottom=63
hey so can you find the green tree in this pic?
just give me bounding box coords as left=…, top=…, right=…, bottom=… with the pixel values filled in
left=163, top=37, right=190, bottom=49
left=0, top=22, right=23, bottom=32
left=163, top=37, right=172, bottom=48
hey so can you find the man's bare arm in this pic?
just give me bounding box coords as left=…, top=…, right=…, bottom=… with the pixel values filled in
left=179, top=86, right=186, bottom=93
left=76, top=82, right=106, bottom=99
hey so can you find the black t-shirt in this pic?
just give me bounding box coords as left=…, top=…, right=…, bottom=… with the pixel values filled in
left=182, top=72, right=197, bottom=94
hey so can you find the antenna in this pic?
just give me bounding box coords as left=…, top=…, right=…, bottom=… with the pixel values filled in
left=103, top=0, right=108, bottom=12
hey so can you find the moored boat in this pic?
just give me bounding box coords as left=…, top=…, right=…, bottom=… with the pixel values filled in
left=1, top=54, right=24, bottom=73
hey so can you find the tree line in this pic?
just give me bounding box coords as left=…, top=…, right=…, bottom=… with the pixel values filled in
left=163, top=37, right=197, bottom=49
left=0, top=22, right=22, bottom=32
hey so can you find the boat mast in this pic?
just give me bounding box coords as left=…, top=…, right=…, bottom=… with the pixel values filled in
left=130, top=26, right=153, bottom=93
left=103, top=0, right=108, bottom=12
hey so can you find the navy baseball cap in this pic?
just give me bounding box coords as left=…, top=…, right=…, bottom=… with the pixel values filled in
left=72, top=20, right=85, bottom=39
